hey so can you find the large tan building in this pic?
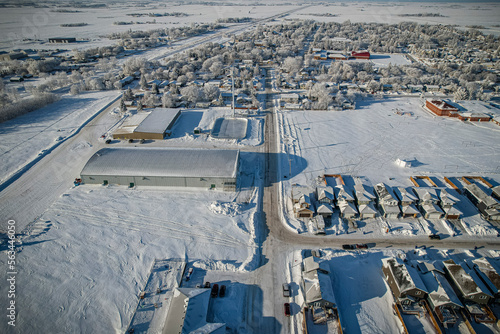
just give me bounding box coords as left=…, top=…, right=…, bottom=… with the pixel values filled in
left=113, top=108, right=181, bottom=140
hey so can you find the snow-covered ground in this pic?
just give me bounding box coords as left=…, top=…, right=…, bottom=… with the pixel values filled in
left=2, top=2, right=499, bottom=53
left=0, top=4, right=300, bottom=52
left=278, top=96, right=500, bottom=237
left=0, top=91, right=120, bottom=185
left=1, top=149, right=262, bottom=333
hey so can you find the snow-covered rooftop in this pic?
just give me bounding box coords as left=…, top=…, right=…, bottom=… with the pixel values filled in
left=164, top=288, right=225, bottom=334
left=420, top=270, right=463, bottom=309
left=383, top=258, right=427, bottom=295
left=81, top=148, right=239, bottom=179
left=443, top=260, right=489, bottom=297
left=134, top=108, right=181, bottom=134
left=472, top=258, right=500, bottom=295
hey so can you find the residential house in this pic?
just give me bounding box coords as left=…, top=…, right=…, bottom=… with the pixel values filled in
left=374, top=183, right=400, bottom=218
left=417, top=262, right=463, bottom=327
left=354, top=184, right=377, bottom=219
left=302, top=256, right=336, bottom=309
left=393, top=187, right=420, bottom=218
left=470, top=258, right=500, bottom=303
left=413, top=188, right=444, bottom=219
left=438, top=189, right=462, bottom=220
left=335, top=185, right=357, bottom=219
left=316, top=203, right=333, bottom=219
left=316, top=186, right=335, bottom=205
left=382, top=258, right=428, bottom=306
left=464, top=184, right=500, bottom=221
left=443, top=260, right=493, bottom=305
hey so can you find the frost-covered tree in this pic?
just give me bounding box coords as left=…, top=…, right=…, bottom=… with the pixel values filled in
left=203, top=85, right=220, bottom=101
left=119, top=99, right=127, bottom=113
left=181, top=86, right=202, bottom=104
left=151, top=83, right=159, bottom=95
left=139, top=74, right=148, bottom=90
left=162, top=93, right=176, bottom=108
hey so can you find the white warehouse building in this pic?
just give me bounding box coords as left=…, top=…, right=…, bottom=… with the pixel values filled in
left=80, top=148, right=239, bottom=191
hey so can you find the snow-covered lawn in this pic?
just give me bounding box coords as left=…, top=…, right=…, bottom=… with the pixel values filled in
left=279, top=96, right=500, bottom=236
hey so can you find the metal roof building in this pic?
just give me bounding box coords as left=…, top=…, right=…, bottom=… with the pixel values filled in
left=113, top=108, right=181, bottom=140
left=163, top=288, right=225, bottom=334
left=80, top=148, right=239, bottom=191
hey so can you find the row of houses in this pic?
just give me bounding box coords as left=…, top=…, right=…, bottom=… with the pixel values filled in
left=382, top=256, right=500, bottom=327
left=291, top=182, right=463, bottom=223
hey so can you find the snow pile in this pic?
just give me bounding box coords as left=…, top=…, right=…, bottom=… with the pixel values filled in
left=208, top=201, right=243, bottom=217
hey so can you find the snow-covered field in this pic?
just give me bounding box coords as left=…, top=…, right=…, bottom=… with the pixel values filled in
left=0, top=91, right=120, bottom=184
left=2, top=1, right=500, bottom=53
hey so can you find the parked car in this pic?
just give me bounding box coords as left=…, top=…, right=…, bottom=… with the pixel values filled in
left=140, top=139, right=145, bottom=144
left=105, top=139, right=111, bottom=144
left=204, top=282, right=210, bottom=288
left=211, top=283, right=219, bottom=297
left=429, top=234, right=441, bottom=240
left=342, top=244, right=356, bottom=250
left=219, top=285, right=226, bottom=297
left=128, top=139, right=134, bottom=143
left=282, top=283, right=290, bottom=297
left=356, top=244, right=368, bottom=249
left=284, top=303, right=291, bottom=317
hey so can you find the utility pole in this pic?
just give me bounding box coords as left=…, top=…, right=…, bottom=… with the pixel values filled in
left=232, top=65, right=235, bottom=118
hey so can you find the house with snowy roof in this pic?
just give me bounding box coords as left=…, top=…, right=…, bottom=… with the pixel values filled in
left=412, top=188, right=444, bottom=219
left=316, top=186, right=335, bottom=205
left=393, top=187, right=420, bottom=218
left=315, top=202, right=333, bottom=219
left=464, top=184, right=500, bottom=221
left=417, top=261, right=463, bottom=327
left=164, top=288, right=225, bottom=334
left=302, top=256, right=336, bottom=309
left=438, top=189, right=462, bottom=220
left=338, top=200, right=358, bottom=219
left=470, top=258, right=500, bottom=302
left=374, top=183, right=400, bottom=219
left=353, top=184, right=377, bottom=219
left=291, top=186, right=314, bottom=219
left=382, top=257, right=428, bottom=306
left=334, top=185, right=355, bottom=203
left=443, top=259, right=493, bottom=305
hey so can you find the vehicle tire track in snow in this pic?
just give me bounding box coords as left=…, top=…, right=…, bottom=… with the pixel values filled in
left=48, top=208, right=249, bottom=249
left=54, top=203, right=246, bottom=245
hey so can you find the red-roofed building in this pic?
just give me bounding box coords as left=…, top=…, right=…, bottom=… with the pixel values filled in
left=426, top=100, right=459, bottom=117
left=351, top=51, right=370, bottom=60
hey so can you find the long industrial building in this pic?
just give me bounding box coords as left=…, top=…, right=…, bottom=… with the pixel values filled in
left=80, top=148, right=239, bottom=191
